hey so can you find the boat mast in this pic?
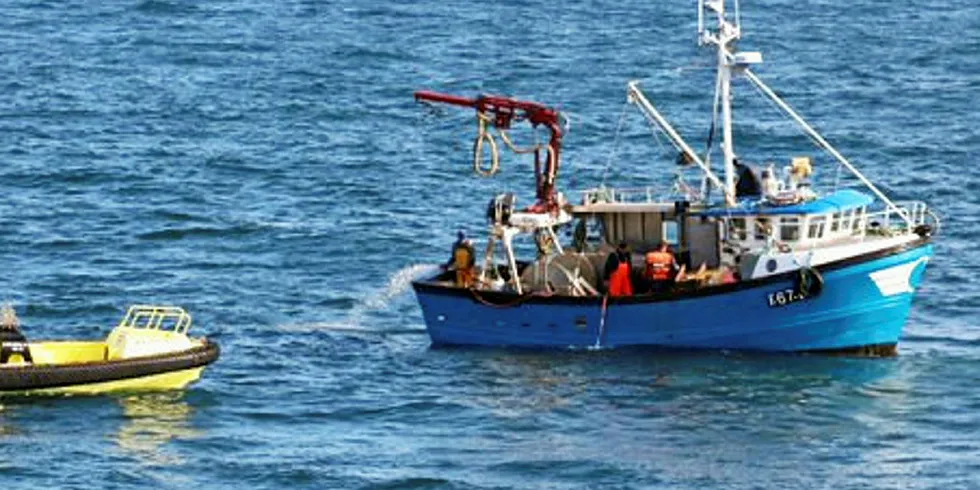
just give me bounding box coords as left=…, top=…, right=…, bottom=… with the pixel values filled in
left=698, top=1, right=911, bottom=226
left=700, top=0, right=743, bottom=206
left=720, top=44, right=735, bottom=204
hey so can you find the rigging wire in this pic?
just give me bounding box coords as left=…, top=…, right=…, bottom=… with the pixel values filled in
left=600, top=100, right=631, bottom=187
left=645, top=114, right=671, bottom=156
left=744, top=77, right=843, bottom=173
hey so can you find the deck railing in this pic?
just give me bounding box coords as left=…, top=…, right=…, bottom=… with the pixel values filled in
left=580, top=186, right=684, bottom=204
left=865, top=201, right=939, bottom=235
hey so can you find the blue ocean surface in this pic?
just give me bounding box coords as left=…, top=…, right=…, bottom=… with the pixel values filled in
left=0, top=0, right=978, bottom=488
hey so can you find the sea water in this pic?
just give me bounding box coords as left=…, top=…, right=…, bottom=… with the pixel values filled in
left=0, top=1, right=977, bottom=488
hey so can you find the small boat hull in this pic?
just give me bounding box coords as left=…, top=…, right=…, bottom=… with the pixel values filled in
left=413, top=241, right=932, bottom=353
left=0, top=342, right=219, bottom=396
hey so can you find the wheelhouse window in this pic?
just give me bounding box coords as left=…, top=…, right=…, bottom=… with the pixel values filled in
left=729, top=218, right=747, bottom=240
left=830, top=212, right=841, bottom=233
left=840, top=210, right=852, bottom=232
left=852, top=207, right=865, bottom=233
left=808, top=216, right=826, bottom=239
left=754, top=217, right=771, bottom=240
left=780, top=217, right=801, bottom=241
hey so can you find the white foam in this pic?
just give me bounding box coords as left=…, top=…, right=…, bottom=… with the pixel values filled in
left=279, top=263, right=439, bottom=333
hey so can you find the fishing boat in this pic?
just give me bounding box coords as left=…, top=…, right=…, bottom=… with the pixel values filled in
left=0, top=305, right=219, bottom=396
left=411, top=0, right=938, bottom=354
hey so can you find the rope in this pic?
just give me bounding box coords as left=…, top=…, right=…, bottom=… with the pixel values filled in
left=645, top=114, right=671, bottom=155
left=600, top=100, right=631, bottom=187
left=498, top=129, right=543, bottom=154
left=595, top=293, right=609, bottom=348
left=473, top=112, right=500, bottom=177
left=472, top=111, right=557, bottom=183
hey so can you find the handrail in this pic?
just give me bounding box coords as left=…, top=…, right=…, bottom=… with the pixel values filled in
left=865, top=200, right=935, bottom=235
left=117, top=305, right=193, bottom=335
left=580, top=186, right=678, bottom=204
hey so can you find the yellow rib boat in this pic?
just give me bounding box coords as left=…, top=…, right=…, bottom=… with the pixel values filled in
left=0, top=305, right=219, bottom=396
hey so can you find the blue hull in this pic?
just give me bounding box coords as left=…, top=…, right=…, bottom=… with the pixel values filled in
left=413, top=242, right=933, bottom=352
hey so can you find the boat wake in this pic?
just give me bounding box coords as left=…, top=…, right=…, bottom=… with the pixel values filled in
left=278, top=264, right=438, bottom=334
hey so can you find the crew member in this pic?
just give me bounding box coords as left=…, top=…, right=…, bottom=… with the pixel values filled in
left=444, top=231, right=477, bottom=288
left=644, top=241, right=679, bottom=293
left=0, top=305, right=31, bottom=364
left=604, top=241, right=634, bottom=297
left=761, top=165, right=780, bottom=198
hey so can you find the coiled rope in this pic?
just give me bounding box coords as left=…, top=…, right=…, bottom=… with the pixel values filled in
left=472, top=111, right=557, bottom=181
left=473, top=112, right=500, bottom=176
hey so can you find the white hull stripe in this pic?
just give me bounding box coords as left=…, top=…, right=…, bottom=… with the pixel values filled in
left=869, top=256, right=929, bottom=296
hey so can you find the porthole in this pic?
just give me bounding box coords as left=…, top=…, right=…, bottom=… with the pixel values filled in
left=766, top=259, right=778, bottom=273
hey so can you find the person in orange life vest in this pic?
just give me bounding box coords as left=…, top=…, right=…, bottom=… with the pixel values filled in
left=603, top=241, right=634, bottom=297
left=443, top=230, right=477, bottom=287
left=645, top=241, right=679, bottom=293
left=720, top=266, right=738, bottom=284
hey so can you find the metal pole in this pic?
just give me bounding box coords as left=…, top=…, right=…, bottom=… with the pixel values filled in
left=715, top=1, right=738, bottom=207
left=479, top=235, right=496, bottom=285
left=697, top=0, right=705, bottom=43
left=502, top=229, right=523, bottom=295
left=719, top=49, right=736, bottom=204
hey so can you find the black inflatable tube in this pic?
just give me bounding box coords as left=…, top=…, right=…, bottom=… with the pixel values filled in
left=0, top=341, right=220, bottom=392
